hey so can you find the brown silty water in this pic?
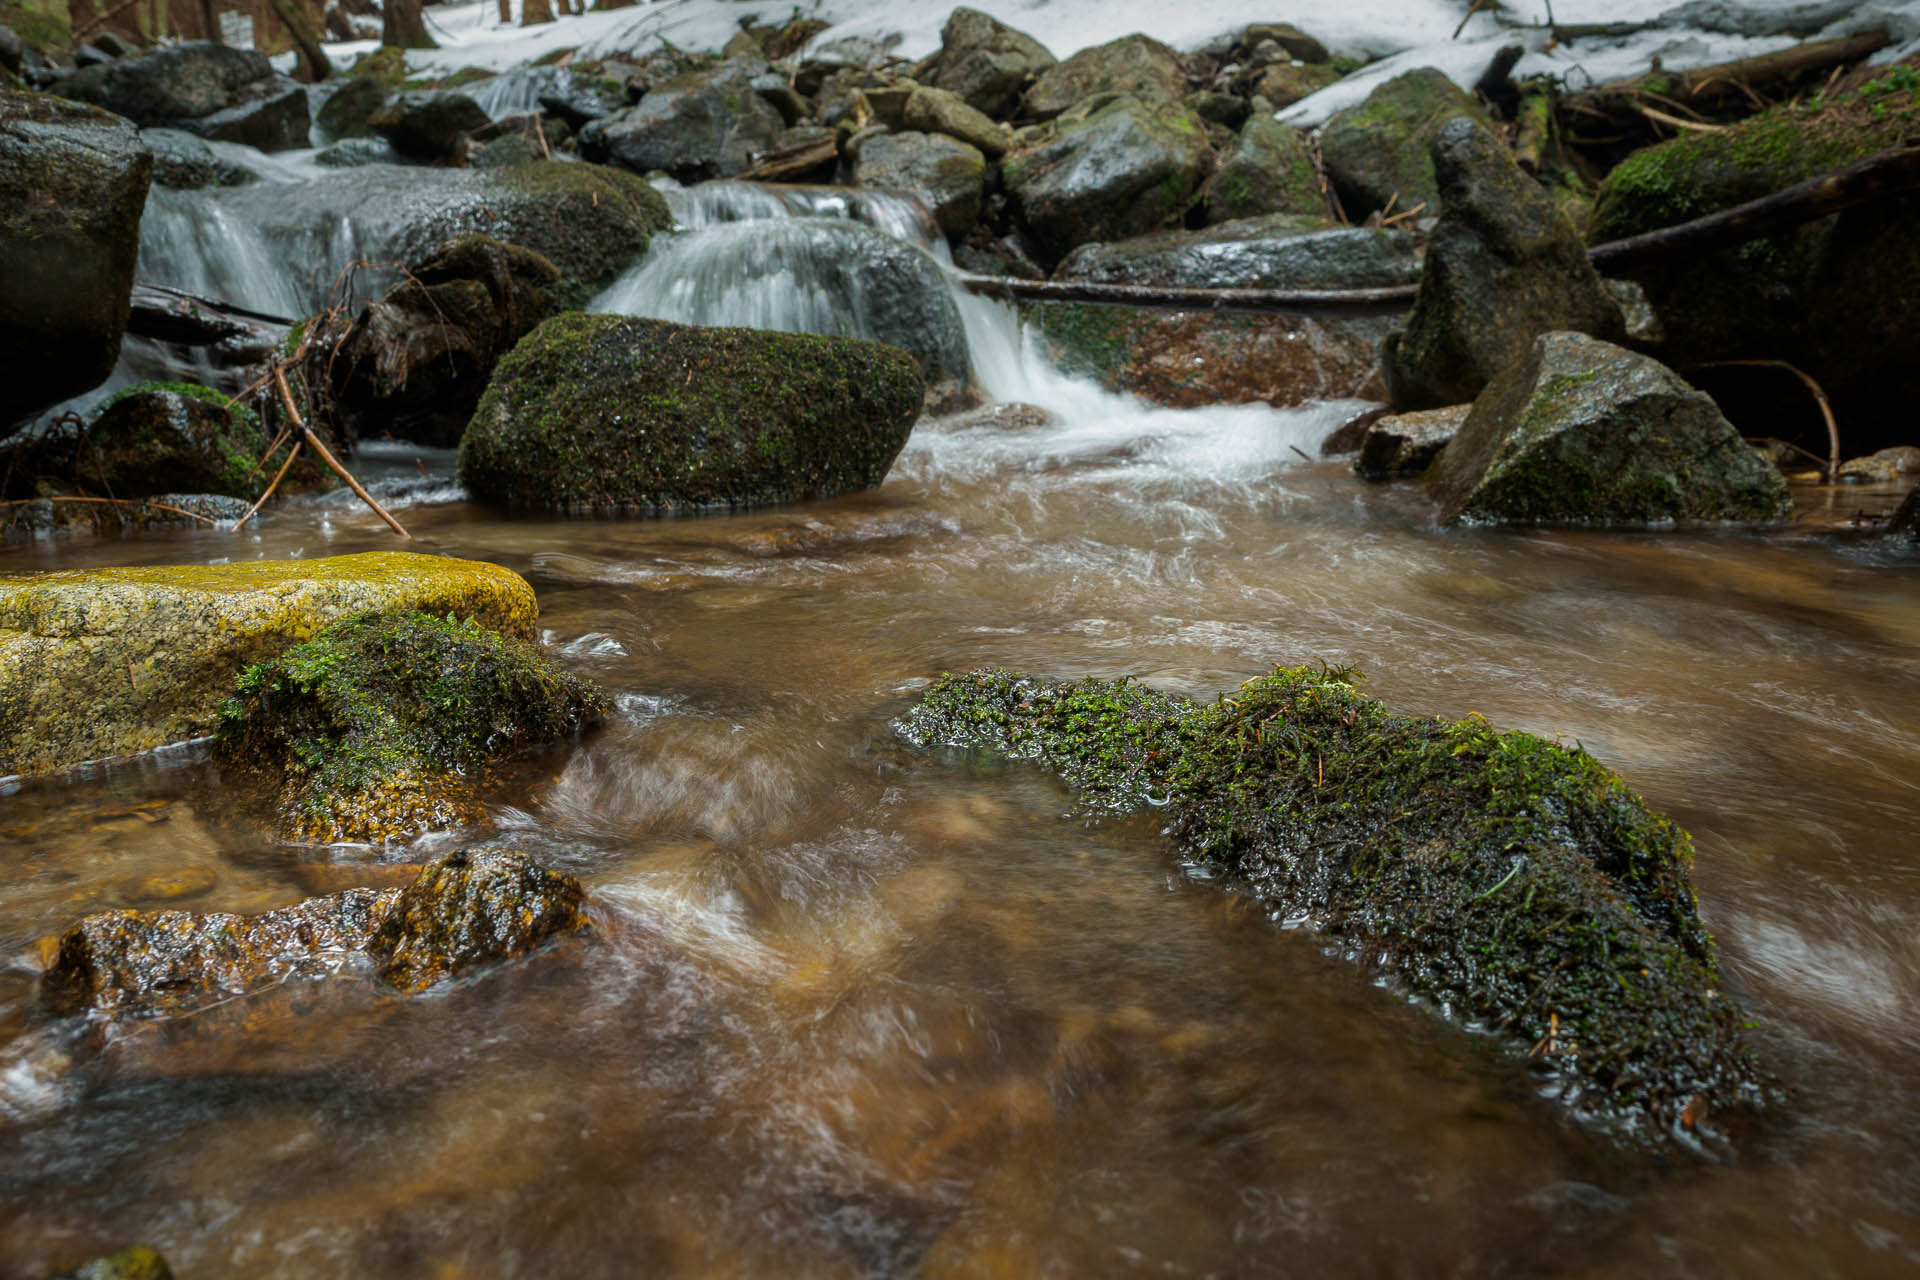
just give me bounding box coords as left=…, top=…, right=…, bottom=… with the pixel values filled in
left=2, top=181, right=1918, bottom=1279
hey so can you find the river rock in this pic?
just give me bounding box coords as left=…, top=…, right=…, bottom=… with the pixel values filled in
left=0, top=551, right=537, bottom=776
left=901, top=83, right=1010, bottom=156
left=139, top=126, right=252, bottom=188
left=1837, top=446, right=1920, bottom=485
left=312, top=135, right=402, bottom=167
left=1055, top=216, right=1418, bottom=290
left=369, top=90, right=489, bottom=161
left=1588, top=84, right=1920, bottom=453
left=53, top=41, right=271, bottom=123
left=1239, top=61, right=1341, bottom=110
left=1021, top=33, right=1186, bottom=120
left=0, top=90, right=151, bottom=431
left=1384, top=115, right=1623, bottom=411
left=1232, top=22, right=1331, bottom=65
left=898, top=666, right=1769, bottom=1143
left=331, top=234, right=562, bottom=447
left=1355, top=403, right=1469, bottom=480
left=1890, top=483, right=1919, bottom=542
left=915, top=7, right=1055, bottom=119
left=171, top=74, right=309, bottom=152
left=579, top=59, right=786, bottom=183
left=1425, top=331, right=1793, bottom=527
left=1001, top=94, right=1214, bottom=262
left=64, top=382, right=274, bottom=497
left=314, top=71, right=389, bottom=141
left=1202, top=117, right=1319, bottom=224
left=458, top=313, right=923, bottom=512
left=851, top=130, right=985, bottom=236
left=41, top=848, right=587, bottom=1017
left=217, top=609, right=606, bottom=841
left=1319, top=67, right=1489, bottom=220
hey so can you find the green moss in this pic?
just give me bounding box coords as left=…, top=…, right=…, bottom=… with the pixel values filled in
left=347, top=46, right=411, bottom=87
left=217, top=610, right=606, bottom=842
left=1019, top=301, right=1139, bottom=383
left=899, top=667, right=1770, bottom=1144
left=94, top=380, right=259, bottom=437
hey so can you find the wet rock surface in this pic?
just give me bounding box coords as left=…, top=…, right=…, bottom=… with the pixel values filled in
left=915, top=7, right=1055, bottom=118
left=458, top=313, right=924, bottom=513
left=899, top=667, right=1771, bottom=1145
left=581, top=59, right=786, bottom=183
left=1356, top=403, right=1469, bottom=480
left=851, top=129, right=985, bottom=236
left=1054, top=216, right=1418, bottom=290
left=1319, top=67, right=1489, bottom=221
left=139, top=126, right=253, bottom=189
left=373, top=848, right=588, bottom=992
left=1425, top=331, right=1793, bottom=528
left=1203, top=116, right=1324, bottom=224
left=0, top=552, right=538, bottom=776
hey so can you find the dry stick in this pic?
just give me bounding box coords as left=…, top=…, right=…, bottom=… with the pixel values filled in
left=231, top=440, right=306, bottom=532
left=244, top=425, right=295, bottom=482
left=0, top=496, right=218, bottom=525
left=1694, top=359, right=1841, bottom=483
left=270, top=364, right=412, bottom=539
left=1639, top=104, right=1727, bottom=133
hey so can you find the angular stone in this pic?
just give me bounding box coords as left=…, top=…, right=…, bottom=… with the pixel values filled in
left=1320, top=67, right=1488, bottom=220
left=579, top=59, right=786, bottom=183
left=173, top=75, right=309, bottom=152
left=852, top=130, right=985, bottom=237
left=1055, top=216, right=1418, bottom=290
left=1204, top=116, right=1324, bottom=224
left=916, top=6, right=1054, bottom=119
left=1022, top=33, right=1186, bottom=120
left=1355, top=403, right=1469, bottom=480
left=901, top=83, right=1010, bottom=156
left=1425, top=331, right=1794, bottom=527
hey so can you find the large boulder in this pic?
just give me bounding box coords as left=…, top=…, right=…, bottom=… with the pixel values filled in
left=42, top=848, right=587, bottom=1017
left=850, top=130, right=985, bottom=237
left=898, top=666, right=1769, bottom=1144
left=1021, top=33, right=1185, bottom=120
left=1424, top=331, right=1794, bottom=527
left=458, top=313, right=924, bottom=512
left=1384, top=115, right=1623, bottom=411
left=55, top=382, right=281, bottom=498
left=217, top=610, right=607, bottom=842
left=1001, top=94, right=1214, bottom=262
left=1054, top=216, right=1419, bottom=290
left=578, top=59, right=786, bottom=183
left=1588, top=79, right=1920, bottom=453
left=331, top=234, right=562, bottom=446
left=169, top=75, right=309, bottom=152
left=1319, top=67, right=1489, bottom=220
left=0, top=91, right=151, bottom=430
left=52, top=42, right=272, bottom=123
left=0, top=551, right=537, bottom=775
left=915, top=7, right=1055, bottom=119
left=368, top=90, right=489, bottom=161
left=1203, top=116, right=1324, bottom=224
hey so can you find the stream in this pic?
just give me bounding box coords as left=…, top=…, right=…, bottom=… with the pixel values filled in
left=1, top=153, right=1918, bottom=1278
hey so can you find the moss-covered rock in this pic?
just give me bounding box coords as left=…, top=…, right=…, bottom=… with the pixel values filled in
left=216, top=610, right=606, bottom=842
left=41, top=847, right=587, bottom=1017
left=1001, top=93, right=1214, bottom=262
left=1425, top=331, right=1792, bottom=527
left=314, top=72, right=389, bottom=142
left=0, top=552, right=537, bottom=776
left=1202, top=115, right=1324, bottom=224
left=1240, top=60, right=1341, bottom=110
left=915, top=6, right=1055, bottom=119
left=67, top=382, right=270, bottom=498
left=901, top=83, right=1011, bottom=157
left=1021, top=32, right=1185, bottom=120
left=458, top=313, right=924, bottom=513
left=1, top=89, right=152, bottom=430
left=898, top=666, right=1769, bottom=1143
left=1319, top=67, right=1489, bottom=220
left=1384, top=115, right=1622, bottom=411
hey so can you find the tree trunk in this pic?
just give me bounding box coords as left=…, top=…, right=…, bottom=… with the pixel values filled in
left=269, top=0, right=333, bottom=82
left=520, top=0, right=553, bottom=26
left=381, top=0, right=436, bottom=49
left=497, top=0, right=509, bottom=22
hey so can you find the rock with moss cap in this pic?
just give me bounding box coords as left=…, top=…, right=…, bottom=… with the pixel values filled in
left=898, top=666, right=1770, bottom=1145
left=1385, top=114, right=1622, bottom=411
left=1, top=89, right=152, bottom=431
left=1021, top=33, right=1186, bottom=120
left=51, top=382, right=276, bottom=498
left=0, top=551, right=537, bottom=776
left=1425, top=330, right=1792, bottom=527
left=1319, top=67, right=1489, bottom=220
left=41, top=847, right=586, bottom=1018
left=459, top=313, right=924, bottom=513
left=916, top=7, right=1055, bottom=119
left=216, top=610, right=607, bottom=842
left=1002, top=93, right=1214, bottom=262
left=1202, top=116, right=1324, bottom=224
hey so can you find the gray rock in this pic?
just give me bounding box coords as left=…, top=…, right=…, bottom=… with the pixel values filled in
left=1235, top=22, right=1330, bottom=65
left=1384, top=115, right=1623, bottom=411
left=1320, top=67, right=1488, bottom=220
left=369, top=90, right=489, bottom=161
left=1185, top=89, right=1248, bottom=129
left=1239, top=60, right=1341, bottom=109
left=140, top=126, right=254, bottom=188
left=1425, top=331, right=1794, bottom=527
left=579, top=59, right=785, bottom=183
left=1355, top=404, right=1468, bottom=480
left=537, top=75, right=622, bottom=131
left=172, top=75, right=309, bottom=152
left=1204, top=115, right=1324, bottom=224
left=1022, top=33, right=1186, bottom=120
left=314, top=72, right=388, bottom=141
left=851, top=130, right=985, bottom=237
left=54, top=41, right=272, bottom=123
left=916, top=6, right=1055, bottom=119
left=1056, top=216, right=1418, bottom=290
left=312, top=135, right=402, bottom=167
left=1, top=91, right=152, bottom=431
left=901, top=82, right=1010, bottom=156
left=1002, top=94, right=1214, bottom=262
left=751, top=69, right=808, bottom=126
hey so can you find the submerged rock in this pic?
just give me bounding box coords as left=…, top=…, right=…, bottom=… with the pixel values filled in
left=915, top=7, right=1055, bottom=119
left=216, top=610, right=606, bottom=842
left=580, top=59, right=786, bottom=183
left=1355, top=403, right=1469, bottom=480
left=898, top=666, right=1769, bottom=1144
left=41, top=848, right=586, bottom=1018
left=0, top=551, right=537, bottom=776
left=0, top=90, right=151, bottom=430
left=1021, top=33, right=1186, bottom=120
left=1425, top=331, right=1793, bottom=527
left=1385, top=116, right=1622, bottom=411
left=1319, top=67, right=1488, bottom=221
left=458, top=313, right=924, bottom=512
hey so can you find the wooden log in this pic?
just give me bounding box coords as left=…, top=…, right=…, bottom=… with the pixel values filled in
left=1565, top=29, right=1893, bottom=120
left=736, top=137, right=839, bottom=182
left=126, top=285, right=289, bottom=346
left=954, top=273, right=1419, bottom=316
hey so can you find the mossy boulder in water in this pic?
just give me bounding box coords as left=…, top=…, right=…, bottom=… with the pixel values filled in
left=0, top=90, right=151, bottom=430
left=66, top=382, right=270, bottom=497
left=216, top=610, right=606, bottom=843
left=1426, top=331, right=1792, bottom=527
left=898, top=666, right=1768, bottom=1144
left=1384, top=115, right=1622, bottom=411
left=0, top=552, right=537, bottom=776
left=41, top=848, right=586, bottom=1018
left=1319, top=68, right=1489, bottom=221
left=459, top=313, right=924, bottom=513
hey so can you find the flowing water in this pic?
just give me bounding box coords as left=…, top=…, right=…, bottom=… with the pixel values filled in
left=2, top=164, right=1919, bottom=1279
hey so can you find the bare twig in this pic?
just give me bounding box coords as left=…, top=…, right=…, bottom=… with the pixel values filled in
left=231, top=440, right=305, bottom=532
left=0, top=495, right=218, bottom=525
left=1693, top=359, right=1840, bottom=483
left=1640, top=104, right=1728, bottom=133
left=270, top=365, right=412, bottom=539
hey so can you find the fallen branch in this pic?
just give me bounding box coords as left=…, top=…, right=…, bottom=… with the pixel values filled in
left=737, top=137, right=838, bottom=182
left=231, top=439, right=305, bottom=532
left=954, top=273, right=1419, bottom=316
left=1565, top=29, right=1893, bottom=121
left=1, top=495, right=218, bottom=525
left=269, top=364, right=412, bottom=539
